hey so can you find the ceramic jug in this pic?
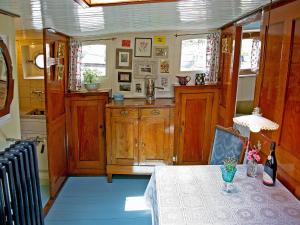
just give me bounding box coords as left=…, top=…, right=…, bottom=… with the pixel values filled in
left=176, top=76, right=191, bottom=85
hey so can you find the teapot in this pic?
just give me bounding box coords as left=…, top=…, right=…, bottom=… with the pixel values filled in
left=176, top=76, right=191, bottom=86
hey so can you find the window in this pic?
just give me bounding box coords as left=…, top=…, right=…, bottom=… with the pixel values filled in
left=180, top=38, right=207, bottom=72
left=81, top=43, right=106, bottom=78
left=240, top=39, right=254, bottom=70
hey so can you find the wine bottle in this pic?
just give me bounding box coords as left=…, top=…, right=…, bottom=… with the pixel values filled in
left=263, top=142, right=277, bottom=186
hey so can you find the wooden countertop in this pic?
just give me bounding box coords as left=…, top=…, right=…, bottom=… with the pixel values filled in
left=66, top=89, right=112, bottom=97
left=174, top=84, right=220, bottom=89
left=106, top=98, right=174, bottom=108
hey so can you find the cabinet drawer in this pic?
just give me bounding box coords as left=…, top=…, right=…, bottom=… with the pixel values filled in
left=111, top=108, right=138, bottom=118
left=140, top=108, right=169, bottom=118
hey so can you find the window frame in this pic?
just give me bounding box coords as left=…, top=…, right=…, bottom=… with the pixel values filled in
left=81, top=40, right=110, bottom=80
left=177, top=35, right=208, bottom=74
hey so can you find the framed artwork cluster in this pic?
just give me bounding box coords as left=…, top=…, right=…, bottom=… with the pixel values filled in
left=115, top=35, right=171, bottom=95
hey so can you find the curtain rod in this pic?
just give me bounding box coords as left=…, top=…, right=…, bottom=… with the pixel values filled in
left=75, top=37, right=117, bottom=41
left=174, top=32, right=219, bottom=37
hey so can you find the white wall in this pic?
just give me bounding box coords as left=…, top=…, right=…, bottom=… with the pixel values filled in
left=76, top=31, right=214, bottom=98
left=0, top=14, right=21, bottom=150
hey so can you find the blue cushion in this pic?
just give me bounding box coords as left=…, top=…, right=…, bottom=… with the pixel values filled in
left=210, top=127, right=244, bottom=165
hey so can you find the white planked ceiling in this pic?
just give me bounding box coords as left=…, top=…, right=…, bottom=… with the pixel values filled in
left=0, top=0, right=271, bottom=36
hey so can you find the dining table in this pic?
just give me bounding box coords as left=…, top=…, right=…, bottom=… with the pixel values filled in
left=145, top=165, right=300, bottom=225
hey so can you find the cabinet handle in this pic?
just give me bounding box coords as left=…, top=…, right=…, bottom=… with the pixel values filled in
left=140, top=142, right=145, bottom=148
left=135, top=139, right=138, bottom=148
left=120, top=110, right=129, bottom=116
left=151, top=109, right=160, bottom=115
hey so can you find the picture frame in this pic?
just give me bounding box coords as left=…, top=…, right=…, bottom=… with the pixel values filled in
left=153, top=46, right=168, bottom=58
left=116, top=48, right=132, bottom=69
left=157, top=75, right=171, bottom=92
left=122, top=40, right=131, bottom=48
left=118, top=71, right=132, bottom=82
left=133, top=80, right=145, bottom=96
left=133, top=60, right=158, bottom=78
left=134, top=38, right=152, bottom=57
left=160, top=59, right=170, bottom=73
left=153, top=36, right=167, bottom=45
left=119, top=83, right=131, bottom=92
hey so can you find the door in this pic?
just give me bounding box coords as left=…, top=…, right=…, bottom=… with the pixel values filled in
left=218, top=26, right=242, bottom=126
left=139, top=108, right=172, bottom=165
left=178, top=93, right=214, bottom=164
left=43, top=28, right=69, bottom=198
left=68, top=99, right=106, bottom=174
left=110, top=113, right=139, bottom=165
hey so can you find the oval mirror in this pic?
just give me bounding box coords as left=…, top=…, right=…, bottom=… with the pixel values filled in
left=0, top=38, right=14, bottom=117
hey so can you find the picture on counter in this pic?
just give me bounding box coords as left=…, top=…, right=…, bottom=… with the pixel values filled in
left=119, top=83, right=131, bottom=92
left=134, top=60, right=158, bottom=78
left=116, top=48, right=132, bottom=69
left=160, top=59, right=170, bottom=73
left=134, top=38, right=152, bottom=57
left=154, top=36, right=167, bottom=45
left=134, top=80, right=144, bottom=96
left=122, top=39, right=131, bottom=47
left=118, top=71, right=132, bottom=82
left=157, top=75, right=171, bottom=91
left=153, top=46, right=168, bottom=58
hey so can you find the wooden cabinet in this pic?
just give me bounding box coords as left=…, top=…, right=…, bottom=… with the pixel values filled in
left=174, top=85, right=219, bottom=165
left=106, top=99, right=174, bottom=182
left=66, top=91, right=110, bottom=175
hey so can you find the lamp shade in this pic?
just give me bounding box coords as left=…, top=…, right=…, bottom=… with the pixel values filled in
left=233, top=107, right=279, bottom=133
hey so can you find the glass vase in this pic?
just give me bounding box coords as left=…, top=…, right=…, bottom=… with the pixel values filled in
left=220, top=166, right=237, bottom=193
left=247, top=160, right=258, bottom=177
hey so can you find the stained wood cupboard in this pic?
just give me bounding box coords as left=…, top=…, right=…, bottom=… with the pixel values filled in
left=106, top=99, right=174, bottom=182
left=174, top=85, right=219, bottom=165
left=66, top=91, right=110, bottom=175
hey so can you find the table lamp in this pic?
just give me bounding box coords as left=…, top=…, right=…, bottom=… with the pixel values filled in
left=233, top=107, right=279, bottom=133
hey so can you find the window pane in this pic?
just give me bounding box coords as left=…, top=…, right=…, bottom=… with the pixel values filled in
left=81, top=44, right=106, bottom=77
left=240, top=39, right=253, bottom=70
left=180, top=38, right=207, bottom=71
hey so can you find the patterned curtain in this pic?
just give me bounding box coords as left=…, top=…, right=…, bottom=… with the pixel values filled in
left=251, top=38, right=261, bottom=73
left=69, top=39, right=82, bottom=91
left=206, top=32, right=221, bottom=83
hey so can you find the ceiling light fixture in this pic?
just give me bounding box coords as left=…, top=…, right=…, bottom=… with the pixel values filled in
left=74, top=0, right=178, bottom=7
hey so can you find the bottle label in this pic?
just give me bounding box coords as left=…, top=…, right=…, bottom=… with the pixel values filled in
left=263, top=167, right=274, bottom=185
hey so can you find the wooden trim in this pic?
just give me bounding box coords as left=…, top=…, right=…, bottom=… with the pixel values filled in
left=0, top=8, right=20, bottom=17
left=0, top=39, right=14, bottom=118
left=74, top=0, right=179, bottom=7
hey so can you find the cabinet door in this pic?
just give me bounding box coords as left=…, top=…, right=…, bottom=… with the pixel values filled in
left=110, top=116, right=139, bottom=165
left=139, top=108, right=172, bottom=165
left=178, top=93, right=214, bottom=164
left=69, top=99, right=106, bottom=174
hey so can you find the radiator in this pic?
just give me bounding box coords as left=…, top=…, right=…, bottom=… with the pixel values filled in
left=0, top=141, right=44, bottom=225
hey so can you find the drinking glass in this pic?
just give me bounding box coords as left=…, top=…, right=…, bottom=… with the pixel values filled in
left=220, top=165, right=237, bottom=193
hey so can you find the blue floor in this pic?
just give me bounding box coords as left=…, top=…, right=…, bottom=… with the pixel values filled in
left=45, top=176, right=152, bottom=225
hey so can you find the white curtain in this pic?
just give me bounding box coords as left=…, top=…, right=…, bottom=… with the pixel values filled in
left=69, top=39, right=82, bottom=91
left=251, top=38, right=261, bottom=73
left=206, top=32, right=221, bottom=83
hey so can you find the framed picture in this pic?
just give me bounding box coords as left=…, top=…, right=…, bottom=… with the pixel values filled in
left=116, top=48, right=132, bottom=69
left=133, top=80, right=145, bottom=96
left=122, top=40, right=131, bottom=48
left=157, top=75, right=171, bottom=92
left=153, top=46, right=168, bottom=58
left=119, top=83, right=131, bottom=92
left=134, top=38, right=152, bottom=57
left=118, top=71, right=132, bottom=82
left=153, top=36, right=166, bottom=45
left=160, top=59, right=170, bottom=73
left=133, top=60, right=158, bottom=78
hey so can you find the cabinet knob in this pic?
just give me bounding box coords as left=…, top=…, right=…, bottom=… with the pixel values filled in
left=120, top=110, right=129, bottom=116
left=140, top=142, right=145, bottom=148
left=151, top=109, right=160, bottom=115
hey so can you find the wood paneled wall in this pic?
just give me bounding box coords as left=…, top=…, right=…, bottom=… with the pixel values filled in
left=253, top=0, right=300, bottom=199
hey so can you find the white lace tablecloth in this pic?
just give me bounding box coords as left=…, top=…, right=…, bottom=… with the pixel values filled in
left=145, top=165, right=300, bottom=225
